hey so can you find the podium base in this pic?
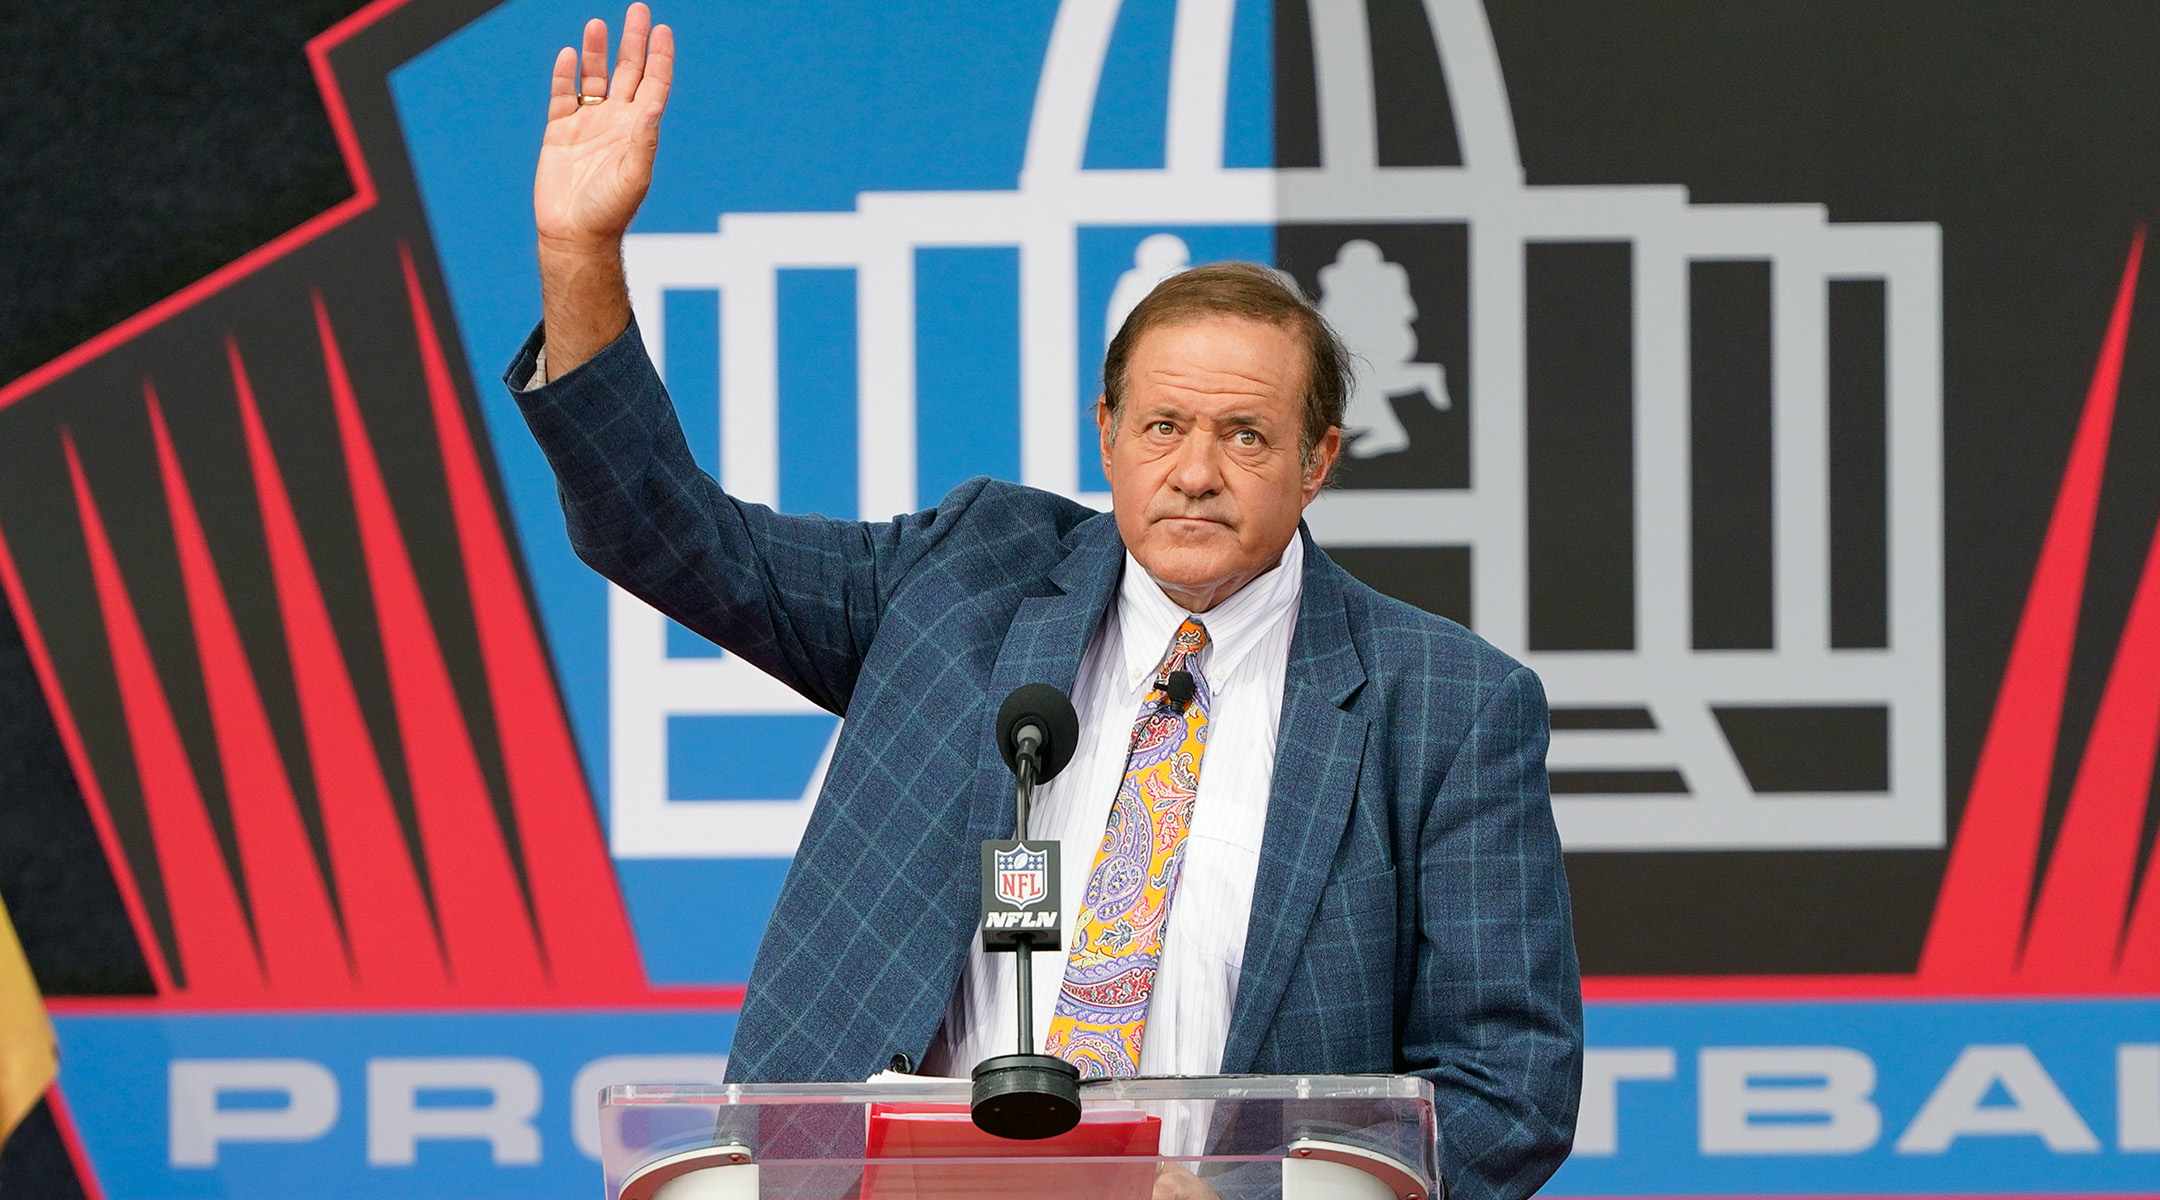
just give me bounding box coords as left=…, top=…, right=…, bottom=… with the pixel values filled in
left=969, top=1053, right=1082, bottom=1139
left=1286, top=1137, right=1437, bottom=1200
left=619, top=1145, right=756, bottom=1200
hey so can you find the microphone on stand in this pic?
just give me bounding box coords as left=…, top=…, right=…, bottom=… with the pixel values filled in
left=996, top=683, right=1080, bottom=782
left=972, top=683, right=1083, bottom=1140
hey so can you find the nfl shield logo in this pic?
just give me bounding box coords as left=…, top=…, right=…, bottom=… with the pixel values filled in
left=995, top=845, right=1048, bottom=907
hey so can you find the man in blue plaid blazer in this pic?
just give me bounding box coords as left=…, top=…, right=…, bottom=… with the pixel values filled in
left=517, top=10, right=1579, bottom=1197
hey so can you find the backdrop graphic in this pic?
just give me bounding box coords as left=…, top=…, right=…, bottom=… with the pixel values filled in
left=1, top=0, right=2157, bottom=1196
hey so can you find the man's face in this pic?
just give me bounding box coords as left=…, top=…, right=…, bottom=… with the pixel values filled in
left=1098, top=317, right=1341, bottom=613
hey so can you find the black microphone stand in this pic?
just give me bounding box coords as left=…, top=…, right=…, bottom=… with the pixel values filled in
left=971, top=712, right=1083, bottom=1139
left=1010, top=744, right=1042, bottom=1056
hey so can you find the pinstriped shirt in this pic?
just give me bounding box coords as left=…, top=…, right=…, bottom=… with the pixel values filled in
left=922, top=535, right=1303, bottom=1081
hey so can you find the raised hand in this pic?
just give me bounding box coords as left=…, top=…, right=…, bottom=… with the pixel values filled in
left=532, top=5, right=674, bottom=380
left=535, top=4, right=674, bottom=253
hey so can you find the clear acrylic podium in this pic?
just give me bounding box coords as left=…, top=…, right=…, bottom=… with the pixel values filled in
left=601, top=1074, right=1440, bottom=1200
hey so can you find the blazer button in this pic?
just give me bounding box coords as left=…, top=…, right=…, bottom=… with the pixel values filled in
left=888, top=1052, right=915, bottom=1075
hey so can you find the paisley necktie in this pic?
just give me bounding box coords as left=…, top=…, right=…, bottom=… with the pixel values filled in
left=1044, top=617, right=1211, bottom=1078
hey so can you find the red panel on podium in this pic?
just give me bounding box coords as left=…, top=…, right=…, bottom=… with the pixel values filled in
left=862, top=1104, right=1160, bottom=1200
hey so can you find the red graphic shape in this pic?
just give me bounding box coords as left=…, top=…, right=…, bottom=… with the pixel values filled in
left=227, top=336, right=452, bottom=998
left=145, top=384, right=355, bottom=997
left=2122, top=845, right=2160, bottom=984
left=399, top=244, right=647, bottom=994
left=65, top=430, right=265, bottom=996
left=0, top=0, right=741, bottom=1010
left=2020, top=506, right=2160, bottom=985
left=1920, top=227, right=2145, bottom=985
left=2117, top=720, right=2160, bottom=981
left=313, top=290, right=546, bottom=995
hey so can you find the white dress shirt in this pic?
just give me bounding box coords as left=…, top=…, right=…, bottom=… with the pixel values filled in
left=922, top=535, right=1304, bottom=1083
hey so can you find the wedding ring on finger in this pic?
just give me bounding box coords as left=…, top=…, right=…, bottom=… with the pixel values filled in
left=578, top=93, right=606, bottom=105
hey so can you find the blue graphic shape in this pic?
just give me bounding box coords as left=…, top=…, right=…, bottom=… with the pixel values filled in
left=390, top=0, right=1059, bottom=822
left=1545, top=997, right=2160, bottom=1195
left=1075, top=224, right=1277, bottom=492
left=778, top=269, right=860, bottom=518
left=631, top=1, right=1060, bottom=225
left=666, top=714, right=837, bottom=801
left=916, top=247, right=1022, bottom=502
left=56, top=1009, right=737, bottom=1200
left=616, top=859, right=790, bottom=983
left=667, top=619, right=724, bottom=659
left=640, top=710, right=825, bottom=985
left=411, top=1087, right=496, bottom=1108
left=214, top=1090, right=291, bottom=1110
left=1224, top=0, right=1275, bottom=167
left=1084, top=0, right=1176, bottom=169
left=62, top=998, right=2160, bottom=1197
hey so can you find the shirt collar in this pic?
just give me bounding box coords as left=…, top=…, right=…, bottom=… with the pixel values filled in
left=1115, top=533, right=1305, bottom=691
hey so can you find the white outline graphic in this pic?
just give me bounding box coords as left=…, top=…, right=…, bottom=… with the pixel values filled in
left=611, top=0, right=1943, bottom=857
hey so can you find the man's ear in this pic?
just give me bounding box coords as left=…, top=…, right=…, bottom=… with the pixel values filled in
left=1096, top=396, right=1115, bottom=479
left=1302, top=425, right=1342, bottom=502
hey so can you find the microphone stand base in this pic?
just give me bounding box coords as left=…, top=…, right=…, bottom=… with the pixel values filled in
left=969, top=1054, right=1082, bottom=1140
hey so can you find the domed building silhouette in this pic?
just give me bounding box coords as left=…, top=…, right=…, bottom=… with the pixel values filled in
left=616, top=0, right=1944, bottom=860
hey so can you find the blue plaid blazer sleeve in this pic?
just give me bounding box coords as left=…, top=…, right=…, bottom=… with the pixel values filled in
left=1413, top=663, right=1579, bottom=1197
left=508, top=319, right=938, bottom=714
left=1230, top=565, right=1580, bottom=1200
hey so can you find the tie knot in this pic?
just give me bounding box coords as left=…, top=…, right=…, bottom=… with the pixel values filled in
left=1159, top=618, right=1209, bottom=684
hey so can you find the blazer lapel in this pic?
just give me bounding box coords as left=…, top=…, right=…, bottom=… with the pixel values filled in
left=1219, top=530, right=1369, bottom=1074
left=965, top=513, right=1126, bottom=842
left=896, top=515, right=1124, bottom=1059
left=760, top=506, right=1127, bottom=1075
